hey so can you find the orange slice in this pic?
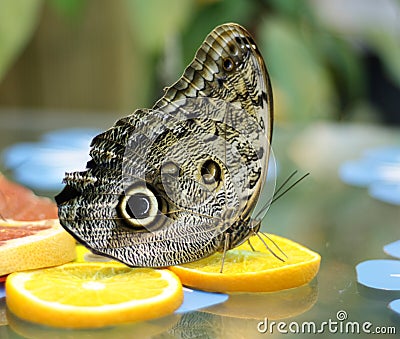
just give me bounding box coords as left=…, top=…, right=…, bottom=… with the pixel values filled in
left=169, top=233, right=320, bottom=293
left=6, top=263, right=183, bottom=329
left=0, top=219, right=76, bottom=276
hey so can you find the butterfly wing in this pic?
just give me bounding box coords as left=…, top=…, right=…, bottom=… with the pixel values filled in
left=155, top=23, right=273, bottom=222
left=56, top=23, right=273, bottom=267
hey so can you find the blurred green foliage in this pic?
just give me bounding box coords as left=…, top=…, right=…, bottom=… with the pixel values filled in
left=0, top=0, right=42, bottom=80
left=0, top=0, right=399, bottom=123
left=50, top=0, right=87, bottom=21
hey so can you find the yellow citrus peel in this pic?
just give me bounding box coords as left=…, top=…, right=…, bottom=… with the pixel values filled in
left=169, top=233, right=320, bottom=293
left=6, top=262, right=183, bottom=328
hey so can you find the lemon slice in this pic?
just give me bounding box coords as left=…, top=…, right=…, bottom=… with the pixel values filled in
left=6, top=263, right=183, bottom=328
left=169, top=233, right=320, bottom=293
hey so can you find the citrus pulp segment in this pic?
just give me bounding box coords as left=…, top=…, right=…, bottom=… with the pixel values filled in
left=6, top=263, right=183, bottom=328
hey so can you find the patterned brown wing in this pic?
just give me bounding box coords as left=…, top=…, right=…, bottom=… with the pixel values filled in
left=155, top=23, right=273, bottom=223
left=55, top=23, right=273, bottom=267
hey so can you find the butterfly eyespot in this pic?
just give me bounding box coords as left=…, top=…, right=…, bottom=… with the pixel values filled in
left=127, top=193, right=151, bottom=219
left=117, top=184, right=163, bottom=229
left=201, top=159, right=222, bottom=185
left=222, top=57, right=235, bottom=72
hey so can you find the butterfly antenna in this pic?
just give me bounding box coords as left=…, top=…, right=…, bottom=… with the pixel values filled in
left=274, top=170, right=299, bottom=196
left=270, top=172, right=310, bottom=205
left=253, top=171, right=309, bottom=221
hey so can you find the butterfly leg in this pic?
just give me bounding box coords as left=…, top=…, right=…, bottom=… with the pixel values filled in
left=247, top=220, right=261, bottom=252
left=220, top=233, right=231, bottom=273
left=247, top=238, right=256, bottom=252
left=256, top=232, right=287, bottom=262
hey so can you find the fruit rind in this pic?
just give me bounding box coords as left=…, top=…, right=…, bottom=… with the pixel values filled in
left=0, top=219, right=76, bottom=276
left=169, top=234, right=321, bottom=293
left=6, top=263, right=183, bottom=328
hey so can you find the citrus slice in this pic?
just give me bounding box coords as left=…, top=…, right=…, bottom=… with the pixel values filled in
left=169, top=233, right=320, bottom=293
left=0, top=219, right=76, bottom=276
left=0, top=174, right=58, bottom=221
left=6, top=263, right=183, bottom=329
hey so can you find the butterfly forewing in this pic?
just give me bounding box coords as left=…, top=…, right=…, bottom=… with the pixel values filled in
left=56, top=23, right=274, bottom=267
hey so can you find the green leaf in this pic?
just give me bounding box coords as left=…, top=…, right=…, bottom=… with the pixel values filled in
left=319, top=34, right=366, bottom=104
left=259, top=18, right=337, bottom=121
left=125, top=0, right=194, bottom=53
left=0, top=0, right=42, bottom=82
left=49, top=0, right=87, bottom=22
left=366, top=31, right=400, bottom=87
left=268, top=0, right=315, bottom=22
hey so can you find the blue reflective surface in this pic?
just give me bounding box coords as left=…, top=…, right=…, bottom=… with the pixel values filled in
left=384, top=240, right=400, bottom=259
left=176, top=288, right=229, bottom=314
left=369, top=182, right=400, bottom=205
left=356, top=260, right=400, bottom=291
left=339, top=146, right=400, bottom=205
left=344, top=147, right=400, bottom=317
left=389, top=299, right=400, bottom=315
left=2, top=128, right=100, bottom=191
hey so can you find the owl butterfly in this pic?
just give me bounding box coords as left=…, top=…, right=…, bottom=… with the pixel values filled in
left=55, top=23, right=275, bottom=267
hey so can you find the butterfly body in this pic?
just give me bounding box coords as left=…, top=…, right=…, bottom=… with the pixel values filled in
left=56, top=23, right=273, bottom=267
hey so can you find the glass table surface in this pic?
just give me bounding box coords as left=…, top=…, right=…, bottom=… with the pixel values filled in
left=0, top=109, right=399, bottom=338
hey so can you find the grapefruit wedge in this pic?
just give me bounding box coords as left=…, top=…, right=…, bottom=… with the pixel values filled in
left=0, top=219, right=76, bottom=276
left=0, top=174, right=75, bottom=276
left=0, top=174, right=57, bottom=221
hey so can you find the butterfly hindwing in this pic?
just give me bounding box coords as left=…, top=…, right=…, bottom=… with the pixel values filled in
left=56, top=23, right=273, bottom=267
